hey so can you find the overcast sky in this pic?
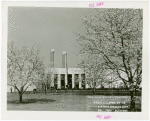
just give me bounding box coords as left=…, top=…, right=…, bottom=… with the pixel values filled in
left=8, top=7, right=98, bottom=68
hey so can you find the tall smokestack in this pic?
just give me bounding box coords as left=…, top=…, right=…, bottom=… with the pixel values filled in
left=62, top=54, right=65, bottom=68
left=50, top=49, right=55, bottom=68
left=62, top=51, right=68, bottom=88
left=62, top=51, right=67, bottom=68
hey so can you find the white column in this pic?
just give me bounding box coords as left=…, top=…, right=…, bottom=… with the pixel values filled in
left=85, top=73, right=88, bottom=89
left=65, top=74, right=68, bottom=88
left=79, top=74, right=82, bottom=89
left=72, top=74, right=74, bottom=88
left=58, top=74, right=61, bottom=89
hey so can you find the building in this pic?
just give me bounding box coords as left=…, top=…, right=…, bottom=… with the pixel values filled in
left=48, top=49, right=87, bottom=89
left=50, top=68, right=87, bottom=89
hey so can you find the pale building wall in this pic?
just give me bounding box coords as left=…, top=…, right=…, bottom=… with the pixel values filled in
left=51, top=68, right=87, bottom=89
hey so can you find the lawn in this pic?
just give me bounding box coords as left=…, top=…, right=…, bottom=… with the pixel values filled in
left=7, top=93, right=141, bottom=111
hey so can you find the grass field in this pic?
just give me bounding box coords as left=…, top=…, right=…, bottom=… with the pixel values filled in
left=7, top=93, right=141, bottom=111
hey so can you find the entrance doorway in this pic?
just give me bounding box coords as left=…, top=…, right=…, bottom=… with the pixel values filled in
left=81, top=74, right=85, bottom=89
left=54, top=74, right=58, bottom=89
left=61, top=74, right=65, bottom=89
left=68, top=74, right=72, bottom=89
left=75, top=74, right=79, bottom=89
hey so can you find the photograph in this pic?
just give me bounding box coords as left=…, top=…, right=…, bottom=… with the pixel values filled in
left=7, top=7, right=142, bottom=112
left=1, top=1, right=149, bottom=120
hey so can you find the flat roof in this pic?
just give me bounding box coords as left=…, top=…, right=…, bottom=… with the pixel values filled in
left=46, top=68, right=85, bottom=74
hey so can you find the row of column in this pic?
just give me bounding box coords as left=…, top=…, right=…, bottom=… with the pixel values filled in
left=52, top=74, right=85, bottom=89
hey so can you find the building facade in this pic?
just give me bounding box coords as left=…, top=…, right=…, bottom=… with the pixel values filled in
left=49, top=68, right=88, bottom=89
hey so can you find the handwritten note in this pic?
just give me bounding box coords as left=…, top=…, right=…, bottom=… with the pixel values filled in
left=89, top=2, right=104, bottom=7
left=96, top=115, right=112, bottom=119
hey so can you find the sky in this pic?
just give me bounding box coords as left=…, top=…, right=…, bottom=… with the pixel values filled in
left=8, top=7, right=98, bottom=68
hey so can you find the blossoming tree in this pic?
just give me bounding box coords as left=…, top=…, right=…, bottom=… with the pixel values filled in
left=7, top=42, right=44, bottom=103
left=77, top=9, right=142, bottom=110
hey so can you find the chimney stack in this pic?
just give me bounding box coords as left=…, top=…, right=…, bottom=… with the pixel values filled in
left=50, top=49, right=55, bottom=68
left=62, top=51, right=67, bottom=68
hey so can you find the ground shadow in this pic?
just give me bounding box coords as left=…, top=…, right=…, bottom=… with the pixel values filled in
left=7, top=98, right=56, bottom=104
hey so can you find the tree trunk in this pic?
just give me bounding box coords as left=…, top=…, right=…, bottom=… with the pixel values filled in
left=130, top=90, right=135, bottom=111
left=130, top=93, right=133, bottom=110
left=10, top=87, right=12, bottom=93
left=19, top=92, right=23, bottom=103
left=93, top=88, right=95, bottom=95
left=44, top=84, right=47, bottom=94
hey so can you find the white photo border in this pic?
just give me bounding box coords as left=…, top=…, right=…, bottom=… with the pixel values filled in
left=2, top=1, right=149, bottom=120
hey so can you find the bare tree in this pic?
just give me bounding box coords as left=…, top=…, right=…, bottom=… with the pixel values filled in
left=77, top=9, right=142, bottom=110
left=7, top=41, right=44, bottom=103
